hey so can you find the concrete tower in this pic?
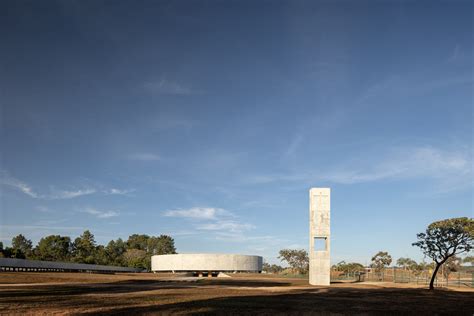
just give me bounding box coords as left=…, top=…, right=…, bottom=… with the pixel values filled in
left=309, top=187, right=330, bottom=285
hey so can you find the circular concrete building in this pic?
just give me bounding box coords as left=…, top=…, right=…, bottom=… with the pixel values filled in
left=151, top=254, right=263, bottom=273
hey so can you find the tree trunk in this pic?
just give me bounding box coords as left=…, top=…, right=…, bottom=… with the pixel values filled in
left=430, top=261, right=446, bottom=290
left=429, top=263, right=441, bottom=290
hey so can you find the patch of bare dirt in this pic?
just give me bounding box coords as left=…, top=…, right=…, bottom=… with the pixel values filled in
left=0, top=272, right=472, bottom=315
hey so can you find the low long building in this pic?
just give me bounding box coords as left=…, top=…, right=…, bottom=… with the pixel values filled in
left=151, top=253, right=262, bottom=273
left=0, top=258, right=143, bottom=273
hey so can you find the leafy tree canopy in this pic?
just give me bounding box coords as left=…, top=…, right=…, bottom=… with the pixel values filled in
left=72, top=230, right=97, bottom=264
left=370, top=251, right=392, bottom=271
left=34, top=235, right=72, bottom=262
left=396, top=257, right=417, bottom=270
left=332, top=261, right=365, bottom=273
left=412, top=217, right=473, bottom=290
left=278, top=249, right=309, bottom=274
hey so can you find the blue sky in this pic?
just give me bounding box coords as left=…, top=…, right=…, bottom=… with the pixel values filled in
left=1, top=0, right=472, bottom=265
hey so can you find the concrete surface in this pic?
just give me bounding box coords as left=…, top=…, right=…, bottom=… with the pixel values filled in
left=309, top=187, right=331, bottom=285
left=151, top=254, right=262, bottom=273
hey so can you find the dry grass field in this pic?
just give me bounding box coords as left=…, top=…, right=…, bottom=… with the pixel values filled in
left=0, top=272, right=473, bottom=315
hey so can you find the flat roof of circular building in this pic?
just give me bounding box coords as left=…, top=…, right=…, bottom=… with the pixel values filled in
left=151, top=253, right=263, bottom=272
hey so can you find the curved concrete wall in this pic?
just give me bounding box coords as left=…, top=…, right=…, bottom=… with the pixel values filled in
left=151, top=254, right=262, bottom=272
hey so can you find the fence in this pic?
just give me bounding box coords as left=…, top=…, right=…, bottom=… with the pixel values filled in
left=331, top=268, right=474, bottom=289
left=0, top=258, right=143, bottom=273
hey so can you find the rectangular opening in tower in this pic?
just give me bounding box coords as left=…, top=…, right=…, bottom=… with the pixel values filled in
left=314, top=237, right=327, bottom=251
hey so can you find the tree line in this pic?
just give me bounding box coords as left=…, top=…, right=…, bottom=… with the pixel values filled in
left=0, top=230, right=176, bottom=270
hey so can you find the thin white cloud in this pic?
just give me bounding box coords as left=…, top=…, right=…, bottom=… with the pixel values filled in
left=245, top=145, right=472, bottom=192
left=163, top=207, right=233, bottom=220
left=284, top=133, right=304, bottom=157
left=0, top=224, right=85, bottom=231
left=36, top=206, right=53, bottom=213
left=1, top=174, right=133, bottom=199
left=1, top=175, right=96, bottom=199
left=152, top=117, right=197, bottom=130
left=320, top=146, right=471, bottom=185
left=103, top=188, right=135, bottom=195
left=164, top=207, right=256, bottom=235
left=128, top=153, right=160, bottom=161
left=144, top=78, right=200, bottom=95
left=49, top=188, right=96, bottom=199
left=34, top=219, right=69, bottom=226
left=83, top=207, right=119, bottom=219
left=196, top=220, right=255, bottom=233
left=1, top=177, right=40, bottom=198
left=448, top=44, right=462, bottom=63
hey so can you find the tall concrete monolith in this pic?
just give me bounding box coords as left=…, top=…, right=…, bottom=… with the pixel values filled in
left=309, top=187, right=330, bottom=285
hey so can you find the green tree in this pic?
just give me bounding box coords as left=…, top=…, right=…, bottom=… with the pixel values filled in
left=270, top=264, right=284, bottom=274
left=123, top=249, right=147, bottom=269
left=11, top=234, right=33, bottom=259
left=442, top=256, right=461, bottom=279
left=72, top=230, right=97, bottom=264
left=278, top=249, right=309, bottom=274
left=94, top=245, right=109, bottom=265
left=412, top=217, right=474, bottom=290
left=463, top=256, right=474, bottom=266
left=410, top=261, right=435, bottom=276
left=106, top=238, right=127, bottom=266
left=332, top=261, right=365, bottom=273
left=34, top=235, right=71, bottom=261
left=147, top=235, right=177, bottom=255
left=126, top=234, right=177, bottom=270
left=262, top=261, right=283, bottom=274
left=126, top=234, right=150, bottom=251
left=396, top=257, right=417, bottom=271
left=370, top=251, right=392, bottom=271
left=262, top=262, right=271, bottom=272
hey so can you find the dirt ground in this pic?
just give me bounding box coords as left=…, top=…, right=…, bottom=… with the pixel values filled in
left=0, top=272, right=473, bottom=315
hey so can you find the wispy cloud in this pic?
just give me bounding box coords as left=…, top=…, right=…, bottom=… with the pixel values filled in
left=164, top=207, right=255, bottom=234
left=447, top=44, right=466, bottom=63
left=128, top=153, right=160, bottom=161
left=1, top=174, right=133, bottom=199
left=36, top=206, right=53, bottom=213
left=1, top=224, right=86, bottom=230
left=83, top=207, right=119, bottom=219
left=151, top=116, right=197, bottom=130
left=320, top=146, right=471, bottom=186
left=1, top=176, right=40, bottom=198
left=103, top=188, right=135, bottom=195
left=246, top=145, right=472, bottom=192
left=0, top=176, right=96, bottom=199
left=284, top=133, right=304, bottom=157
left=196, top=221, right=255, bottom=233
left=163, top=207, right=233, bottom=220
left=49, top=188, right=96, bottom=199
left=144, top=78, right=200, bottom=95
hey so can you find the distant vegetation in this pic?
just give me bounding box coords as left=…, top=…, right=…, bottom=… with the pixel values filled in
left=261, top=217, right=473, bottom=289
left=370, top=251, right=392, bottom=271
left=0, top=231, right=176, bottom=270
left=332, top=261, right=364, bottom=273
left=278, top=249, right=309, bottom=275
